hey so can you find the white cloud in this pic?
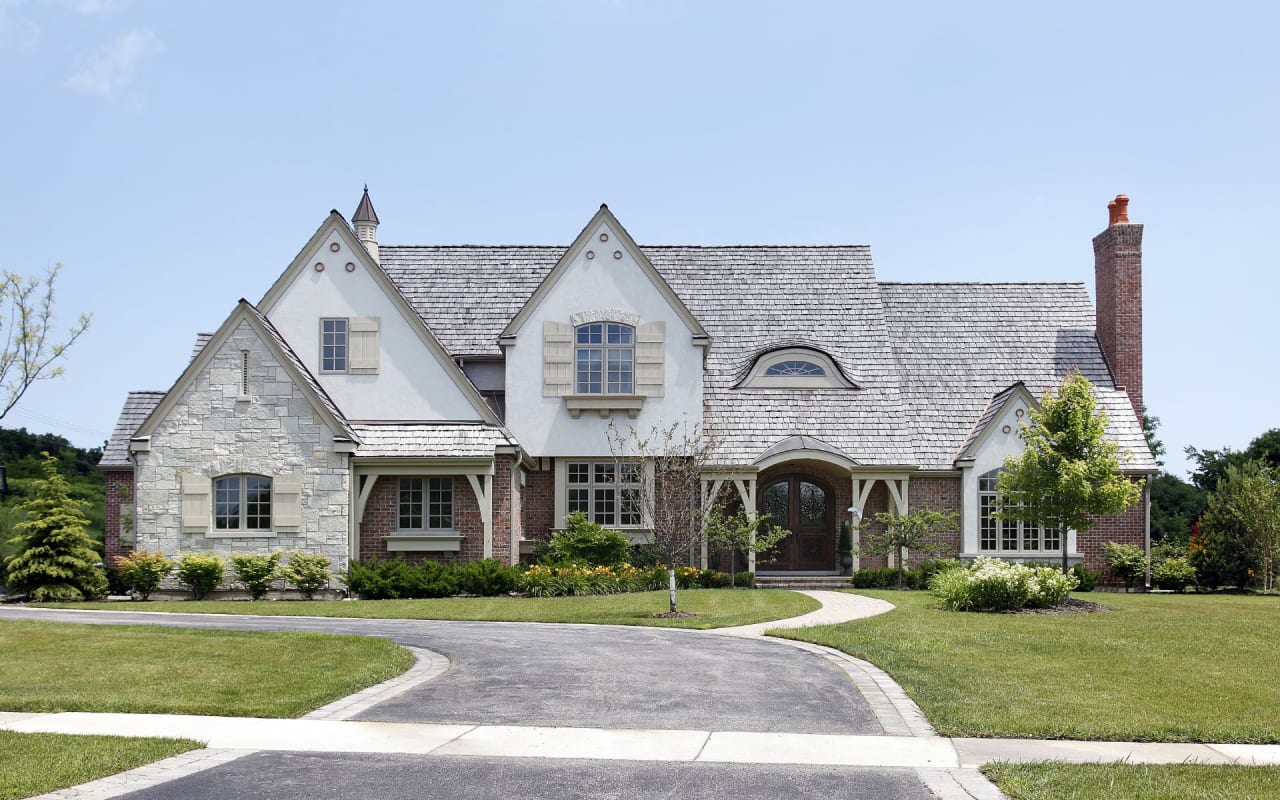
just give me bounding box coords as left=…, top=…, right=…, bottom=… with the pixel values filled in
left=59, top=0, right=120, bottom=14
left=63, top=28, right=161, bottom=98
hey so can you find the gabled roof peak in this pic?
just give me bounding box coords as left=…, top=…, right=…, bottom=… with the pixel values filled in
left=353, top=185, right=379, bottom=225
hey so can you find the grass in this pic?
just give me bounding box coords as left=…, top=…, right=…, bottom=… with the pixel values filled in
left=0, top=731, right=199, bottom=800
left=43, top=588, right=820, bottom=629
left=983, top=763, right=1280, bottom=800
left=775, top=590, right=1280, bottom=742
left=0, top=620, right=414, bottom=718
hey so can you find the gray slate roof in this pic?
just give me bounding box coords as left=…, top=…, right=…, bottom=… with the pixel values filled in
left=381, top=246, right=1155, bottom=471
left=351, top=424, right=517, bottom=458
left=100, top=391, right=165, bottom=467
left=190, top=333, right=213, bottom=363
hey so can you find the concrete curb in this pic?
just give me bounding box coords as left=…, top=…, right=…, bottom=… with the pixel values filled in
left=25, top=748, right=254, bottom=800
left=304, top=646, right=450, bottom=720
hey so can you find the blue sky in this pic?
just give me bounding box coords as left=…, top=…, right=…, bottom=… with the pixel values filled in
left=1, top=0, right=1275, bottom=479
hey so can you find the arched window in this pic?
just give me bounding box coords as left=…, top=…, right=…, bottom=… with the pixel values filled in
left=978, top=469, right=1059, bottom=552
left=213, top=474, right=272, bottom=531
left=575, top=322, right=634, bottom=394
left=764, top=360, right=826, bottom=377
left=738, top=347, right=853, bottom=389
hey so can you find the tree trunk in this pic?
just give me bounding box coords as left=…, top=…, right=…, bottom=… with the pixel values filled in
left=896, top=545, right=905, bottom=590
left=668, top=566, right=677, bottom=612
left=1060, top=523, right=1069, bottom=576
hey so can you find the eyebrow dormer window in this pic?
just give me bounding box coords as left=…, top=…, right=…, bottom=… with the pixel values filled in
left=576, top=322, right=634, bottom=394
left=764, top=360, right=826, bottom=377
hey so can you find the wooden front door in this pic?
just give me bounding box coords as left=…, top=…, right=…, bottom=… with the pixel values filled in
left=757, top=475, right=835, bottom=571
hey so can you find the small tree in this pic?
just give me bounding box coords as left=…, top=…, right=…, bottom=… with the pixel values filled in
left=230, top=552, right=281, bottom=600
left=996, top=370, right=1143, bottom=577
left=0, top=266, right=92, bottom=421
left=608, top=419, right=717, bottom=614
left=704, top=506, right=791, bottom=587
left=3, top=453, right=106, bottom=601
left=1103, top=541, right=1147, bottom=592
left=857, top=508, right=959, bottom=590
left=1199, top=461, right=1280, bottom=591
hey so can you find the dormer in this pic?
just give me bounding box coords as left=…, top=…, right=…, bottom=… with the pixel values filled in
left=736, top=346, right=855, bottom=389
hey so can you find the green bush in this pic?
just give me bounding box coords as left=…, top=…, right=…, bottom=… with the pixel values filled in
left=853, top=566, right=923, bottom=589
left=230, top=552, right=281, bottom=601
left=1152, top=556, right=1197, bottom=592
left=918, top=559, right=962, bottom=583
left=342, top=557, right=458, bottom=600
left=733, top=571, right=755, bottom=589
left=281, top=551, right=332, bottom=599
left=113, top=550, right=174, bottom=600
left=519, top=563, right=634, bottom=597
left=1071, top=562, right=1100, bottom=592
left=699, top=570, right=732, bottom=588
left=176, top=553, right=225, bottom=600
left=454, top=558, right=520, bottom=596
left=1104, top=542, right=1148, bottom=591
left=930, top=557, right=1077, bottom=612
left=539, top=514, right=631, bottom=566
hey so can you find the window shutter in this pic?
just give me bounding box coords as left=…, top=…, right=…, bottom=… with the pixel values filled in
left=636, top=321, right=665, bottom=397
left=180, top=473, right=211, bottom=532
left=543, top=320, right=573, bottom=397
left=348, top=317, right=380, bottom=374
left=273, top=474, right=303, bottom=530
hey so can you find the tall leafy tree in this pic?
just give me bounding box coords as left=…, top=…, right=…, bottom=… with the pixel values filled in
left=3, top=453, right=106, bottom=600
left=996, top=370, right=1143, bottom=575
left=1150, top=473, right=1206, bottom=546
left=1198, top=461, right=1280, bottom=591
left=1187, top=428, right=1280, bottom=493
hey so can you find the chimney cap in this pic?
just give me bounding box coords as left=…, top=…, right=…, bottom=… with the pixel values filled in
left=1107, top=194, right=1130, bottom=226
left=353, top=185, right=380, bottom=225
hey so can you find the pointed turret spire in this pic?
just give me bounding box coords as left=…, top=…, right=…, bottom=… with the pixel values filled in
left=352, top=185, right=379, bottom=262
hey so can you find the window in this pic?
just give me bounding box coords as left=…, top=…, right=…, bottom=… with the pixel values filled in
left=321, top=318, right=348, bottom=373
left=213, top=475, right=272, bottom=531
left=566, top=461, right=642, bottom=527
left=764, top=360, right=825, bottom=377
left=575, top=323, right=634, bottom=394
left=398, top=477, right=453, bottom=530
left=978, top=469, right=1058, bottom=552
left=320, top=317, right=380, bottom=374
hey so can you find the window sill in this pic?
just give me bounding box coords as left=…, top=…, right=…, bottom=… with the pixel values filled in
left=386, top=532, right=463, bottom=553
left=202, top=529, right=277, bottom=539
left=564, top=394, right=645, bottom=419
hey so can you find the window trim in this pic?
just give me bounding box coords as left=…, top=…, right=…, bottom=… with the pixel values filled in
left=396, top=477, right=455, bottom=532
left=553, top=459, right=652, bottom=537
left=976, top=469, right=1061, bottom=554
left=574, top=322, right=635, bottom=395
left=212, top=474, right=273, bottom=533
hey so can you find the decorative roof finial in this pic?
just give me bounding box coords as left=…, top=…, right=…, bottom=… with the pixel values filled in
left=353, top=186, right=379, bottom=225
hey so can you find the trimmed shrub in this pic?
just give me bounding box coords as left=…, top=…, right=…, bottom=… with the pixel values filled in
left=454, top=558, right=520, bottom=596
left=1152, top=556, right=1197, bottom=592
left=853, top=567, right=923, bottom=589
left=734, top=571, right=755, bottom=589
left=539, top=513, right=631, bottom=566
left=699, top=570, right=732, bottom=589
left=930, top=557, right=1077, bottom=612
left=230, top=552, right=281, bottom=601
left=1104, top=541, right=1148, bottom=591
left=1071, top=562, right=1099, bottom=592
left=113, top=550, right=174, bottom=600
left=177, top=553, right=225, bottom=600
left=342, top=557, right=457, bottom=600
left=281, top=552, right=332, bottom=599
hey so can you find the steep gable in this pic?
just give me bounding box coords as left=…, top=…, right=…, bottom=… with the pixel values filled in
left=258, top=212, right=503, bottom=425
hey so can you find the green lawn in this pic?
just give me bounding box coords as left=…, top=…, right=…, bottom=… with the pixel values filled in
left=983, top=763, right=1280, bottom=800
left=0, top=731, right=199, bottom=800
left=775, top=590, right=1280, bottom=742
left=0, top=620, right=413, bottom=718
left=44, top=588, right=819, bottom=629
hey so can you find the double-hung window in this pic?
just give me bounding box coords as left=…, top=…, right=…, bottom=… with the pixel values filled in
left=320, top=317, right=380, bottom=374
left=977, top=469, right=1059, bottom=552
left=398, top=477, right=454, bottom=531
left=566, top=461, right=642, bottom=527
left=575, top=323, right=634, bottom=394
left=321, top=319, right=348, bottom=373
left=213, top=475, right=272, bottom=531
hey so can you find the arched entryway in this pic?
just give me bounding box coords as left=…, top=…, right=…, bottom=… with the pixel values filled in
left=757, top=473, right=835, bottom=571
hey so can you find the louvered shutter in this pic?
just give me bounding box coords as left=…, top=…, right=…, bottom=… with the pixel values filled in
left=272, top=474, right=303, bottom=530
left=543, top=321, right=573, bottom=397
left=348, top=317, right=380, bottom=374
left=636, top=321, right=665, bottom=397
left=180, top=473, right=211, bottom=532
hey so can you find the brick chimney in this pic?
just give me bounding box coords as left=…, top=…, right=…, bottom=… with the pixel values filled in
left=1093, top=194, right=1143, bottom=420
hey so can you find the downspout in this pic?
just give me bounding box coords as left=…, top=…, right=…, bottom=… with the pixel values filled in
left=1143, top=478, right=1152, bottom=591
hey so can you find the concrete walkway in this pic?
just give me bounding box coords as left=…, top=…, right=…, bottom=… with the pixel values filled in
left=5, top=592, right=1280, bottom=800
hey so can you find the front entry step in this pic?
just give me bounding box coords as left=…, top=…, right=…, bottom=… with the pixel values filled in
left=754, top=575, right=852, bottom=590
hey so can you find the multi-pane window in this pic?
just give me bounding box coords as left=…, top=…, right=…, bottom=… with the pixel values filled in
left=321, top=318, right=348, bottom=372
left=567, top=461, right=641, bottom=527
left=214, top=475, right=272, bottom=531
left=764, top=360, right=825, bottom=377
left=398, top=478, right=453, bottom=530
left=978, top=469, right=1055, bottom=552
left=575, top=323, right=634, bottom=394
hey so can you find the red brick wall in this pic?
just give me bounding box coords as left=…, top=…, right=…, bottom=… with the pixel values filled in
left=491, top=455, right=514, bottom=565
left=357, top=475, right=483, bottom=564
left=103, top=469, right=133, bottom=565
left=904, top=476, right=962, bottom=567
left=523, top=466, right=555, bottom=545
left=1093, top=220, right=1144, bottom=417
left=1081, top=478, right=1149, bottom=581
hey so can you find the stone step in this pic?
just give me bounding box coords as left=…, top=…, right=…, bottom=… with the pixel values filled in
left=754, top=576, right=852, bottom=590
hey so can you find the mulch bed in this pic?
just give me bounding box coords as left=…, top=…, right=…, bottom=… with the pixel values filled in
left=1006, top=597, right=1111, bottom=615
left=650, top=611, right=699, bottom=618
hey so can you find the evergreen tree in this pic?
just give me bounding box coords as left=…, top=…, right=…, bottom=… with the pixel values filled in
left=996, top=370, right=1143, bottom=576
left=3, top=453, right=106, bottom=600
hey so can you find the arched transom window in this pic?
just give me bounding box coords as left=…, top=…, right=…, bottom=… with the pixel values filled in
left=764, top=360, right=826, bottom=377
left=576, top=322, right=634, bottom=394
left=739, top=347, right=853, bottom=389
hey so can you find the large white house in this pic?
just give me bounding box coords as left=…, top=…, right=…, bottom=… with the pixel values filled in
left=101, top=190, right=1156, bottom=583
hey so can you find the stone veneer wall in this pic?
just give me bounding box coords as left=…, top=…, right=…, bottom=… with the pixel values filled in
left=132, top=320, right=351, bottom=584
